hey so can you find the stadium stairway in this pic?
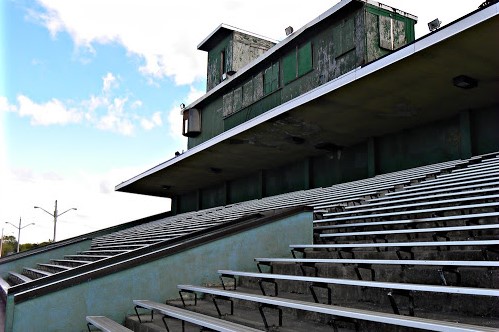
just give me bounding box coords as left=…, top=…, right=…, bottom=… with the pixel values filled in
left=125, top=152, right=499, bottom=332
left=1, top=152, right=498, bottom=331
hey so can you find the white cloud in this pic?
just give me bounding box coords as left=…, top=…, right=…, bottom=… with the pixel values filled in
left=17, top=95, right=82, bottom=126
left=0, top=96, right=17, bottom=113
left=140, top=111, right=162, bottom=131
left=102, top=72, right=118, bottom=93
left=31, top=0, right=481, bottom=87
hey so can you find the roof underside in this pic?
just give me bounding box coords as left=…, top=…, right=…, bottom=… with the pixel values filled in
left=116, top=6, right=499, bottom=198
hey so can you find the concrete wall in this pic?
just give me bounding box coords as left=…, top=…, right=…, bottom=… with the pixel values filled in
left=4, top=211, right=313, bottom=332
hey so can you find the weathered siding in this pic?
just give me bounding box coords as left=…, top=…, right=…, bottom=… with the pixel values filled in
left=187, top=97, right=224, bottom=149
left=206, top=35, right=232, bottom=92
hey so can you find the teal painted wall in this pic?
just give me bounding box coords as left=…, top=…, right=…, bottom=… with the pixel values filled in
left=0, top=240, right=91, bottom=280
left=5, top=212, right=313, bottom=332
left=200, top=183, right=226, bottom=209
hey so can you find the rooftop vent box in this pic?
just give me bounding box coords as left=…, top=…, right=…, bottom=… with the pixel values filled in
left=182, top=108, right=201, bottom=137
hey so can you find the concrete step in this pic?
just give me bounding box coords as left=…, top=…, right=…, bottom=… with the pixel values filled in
left=51, top=259, right=90, bottom=267
left=7, top=272, right=32, bottom=285
left=22, top=267, right=53, bottom=280
left=64, top=254, right=111, bottom=261
left=37, top=263, right=72, bottom=274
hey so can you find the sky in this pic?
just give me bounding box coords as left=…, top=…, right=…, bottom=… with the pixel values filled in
left=0, top=0, right=483, bottom=244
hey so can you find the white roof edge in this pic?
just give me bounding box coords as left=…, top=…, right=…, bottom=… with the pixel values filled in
left=115, top=4, right=497, bottom=193
left=186, top=0, right=417, bottom=111
left=197, top=23, right=279, bottom=50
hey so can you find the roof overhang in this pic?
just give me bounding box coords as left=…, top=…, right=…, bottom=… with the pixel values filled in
left=197, top=23, right=279, bottom=52
left=116, top=4, right=499, bottom=198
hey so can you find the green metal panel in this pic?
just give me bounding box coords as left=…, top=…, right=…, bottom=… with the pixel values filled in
left=178, top=191, right=198, bottom=213
left=375, top=117, right=461, bottom=174
left=471, top=107, right=499, bottom=155
left=297, top=41, right=313, bottom=77
left=265, top=160, right=307, bottom=197
left=201, top=183, right=226, bottom=209
left=228, top=172, right=261, bottom=204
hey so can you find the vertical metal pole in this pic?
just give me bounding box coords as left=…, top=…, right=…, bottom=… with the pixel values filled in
left=53, top=199, right=58, bottom=242
left=17, top=217, right=21, bottom=253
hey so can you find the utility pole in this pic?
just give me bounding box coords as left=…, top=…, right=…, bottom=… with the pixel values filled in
left=34, top=200, right=77, bottom=242
left=5, top=218, right=35, bottom=253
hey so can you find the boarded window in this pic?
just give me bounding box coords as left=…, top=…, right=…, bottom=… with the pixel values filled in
left=264, top=62, right=280, bottom=95
left=379, top=16, right=406, bottom=50
left=333, top=17, right=355, bottom=58
left=283, top=42, right=313, bottom=85
left=242, top=80, right=253, bottom=107
left=283, top=52, right=296, bottom=85
left=233, top=87, right=242, bottom=111
left=297, top=41, right=313, bottom=77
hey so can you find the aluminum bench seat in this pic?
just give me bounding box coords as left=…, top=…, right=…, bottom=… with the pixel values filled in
left=317, top=202, right=499, bottom=223
left=218, top=269, right=499, bottom=297
left=133, top=300, right=262, bottom=332
left=254, top=257, right=499, bottom=268
left=369, top=181, right=499, bottom=203
left=319, top=223, right=499, bottom=239
left=290, top=240, right=499, bottom=251
left=314, top=212, right=499, bottom=231
left=327, top=194, right=499, bottom=217
left=348, top=188, right=499, bottom=210
left=86, top=316, right=132, bottom=332
left=177, top=285, right=496, bottom=331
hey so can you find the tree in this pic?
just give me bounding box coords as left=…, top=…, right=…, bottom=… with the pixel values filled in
left=1, top=235, right=18, bottom=256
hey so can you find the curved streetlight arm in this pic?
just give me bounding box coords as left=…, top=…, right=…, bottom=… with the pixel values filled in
left=20, top=223, right=35, bottom=230
left=5, top=222, right=18, bottom=229
left=57, top=208, right=77, bottom=217
left=34, top=206, right=53, bottom=217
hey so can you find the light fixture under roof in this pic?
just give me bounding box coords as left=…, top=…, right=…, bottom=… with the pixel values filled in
left=453, top=75, right=478, bottom=89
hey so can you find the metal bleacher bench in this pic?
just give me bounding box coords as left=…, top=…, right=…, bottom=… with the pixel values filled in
left=217, top=269, right=499, bottom=315
left=86, top=316, right=132, bottom=332
left=289, top=240, right=499, bottom=259
left=177, top=285, right=497, bottom=332
left=133, top=300, right=262, bottom=332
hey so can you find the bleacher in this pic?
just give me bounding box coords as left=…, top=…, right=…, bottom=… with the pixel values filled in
left=73, top=152, right=498, bottom=331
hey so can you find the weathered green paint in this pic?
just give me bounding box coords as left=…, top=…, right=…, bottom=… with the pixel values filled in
left=460, top=110, right=472, bottom=159
left=189, top=4, right=416, bottom=149
left=5, top=212, right=313, bottom=332
left=206, top=34, right=232, bottom=91
left=200, top=183, right=226, bottom=210
left=0, top=239, right=92, bottom=280
left=265, top=160, right=307, bottom=197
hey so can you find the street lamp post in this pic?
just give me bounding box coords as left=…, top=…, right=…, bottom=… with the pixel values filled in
left=5, top=218, right=35, bottom=253
left=34, top=200, right=77, bottom=242
left=0, top=227, right=4, bottom=258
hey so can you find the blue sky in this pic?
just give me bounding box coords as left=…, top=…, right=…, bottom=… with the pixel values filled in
left=0, top=0, right=481, bottom=244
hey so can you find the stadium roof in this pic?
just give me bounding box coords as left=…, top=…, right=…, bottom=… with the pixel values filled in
left=116, top=3, right=499, bottom=198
